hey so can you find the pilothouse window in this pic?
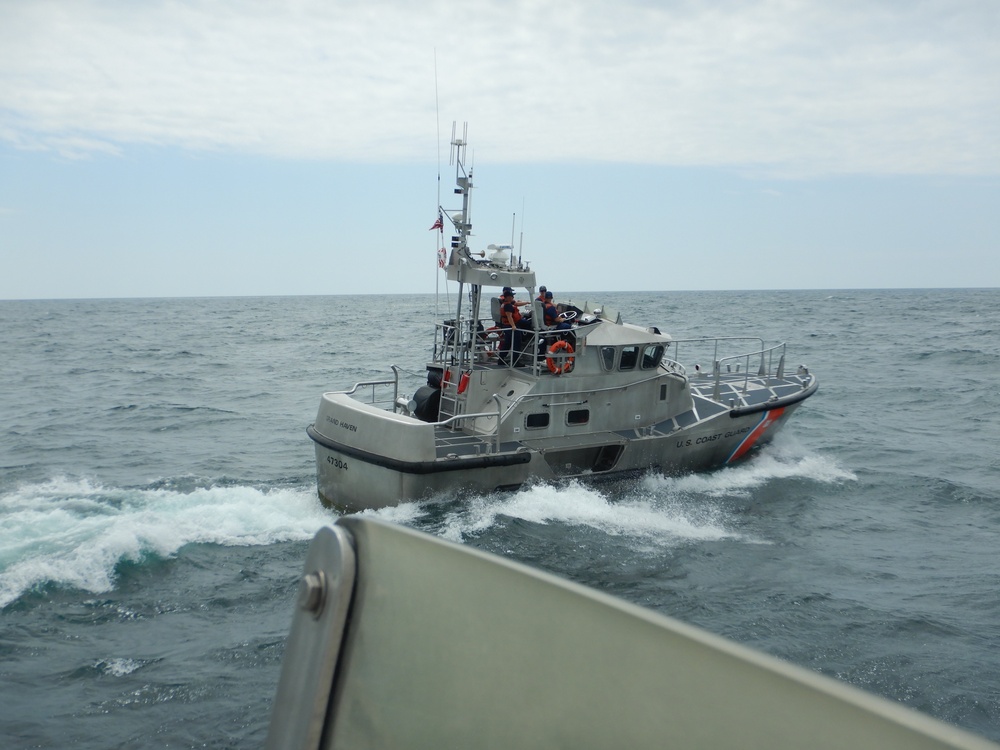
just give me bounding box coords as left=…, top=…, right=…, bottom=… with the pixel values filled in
left=642, top=344, right=664, bottom=370
left=619, top=346, right=639, bottom=370
left=600, top=347, right=616, bottom=371
left=567, top=409, right=590, bottom=425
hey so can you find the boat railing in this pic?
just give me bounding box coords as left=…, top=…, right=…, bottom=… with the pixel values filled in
left=434, top=319, right=493, bottom=368
left=669, top=336, right=766, bottom=367
left=660, top=357, right=687, bottom=377
left=669, top=337, right=787, bottom=401
left=432, top=396, right=503, bottom=454
left=328, top=369, right=503, bottom=450
left=433, top=319, right=584, bottom=375
left=329, top=366, right=402, bottom=410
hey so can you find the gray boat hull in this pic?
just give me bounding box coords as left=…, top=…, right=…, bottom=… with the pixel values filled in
left=309, top=380, right=815, bottom=511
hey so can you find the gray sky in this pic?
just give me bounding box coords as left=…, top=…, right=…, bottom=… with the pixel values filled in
left=1, top=0, right=998, bottom=299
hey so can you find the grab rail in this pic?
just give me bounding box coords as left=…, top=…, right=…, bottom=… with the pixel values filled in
left=669, top=337, right=787, bottom=402
left=432, top=319, right=567, bottom=374
left=329, top=366, right=402, bottom=409
left=711, top=343, right=786, bottom=401
left=668, top=337, right=765, bottom=367
left=331, top=372, right=502, bottom=454
left=431, top=395, right=503, bottom=454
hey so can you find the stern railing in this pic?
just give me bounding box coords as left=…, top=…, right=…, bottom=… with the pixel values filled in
left=329, top=366, right=403, bottom=411
left=334, top=371, right=504, bottom=454
left=430, top=395, right=504, bottom=455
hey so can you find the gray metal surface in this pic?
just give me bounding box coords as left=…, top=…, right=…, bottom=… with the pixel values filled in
left=265, top=525, right=355, bottom=750
left=272, top=518, right=998, bottom=749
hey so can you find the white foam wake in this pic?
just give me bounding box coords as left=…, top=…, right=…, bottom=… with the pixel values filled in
left=432, top=481, right=739, bottom=546
left=0, top=478, right=336, bottom=608
left=645, top=437, right=857, bottom=499
left=424, top=437, right=854, bottom=545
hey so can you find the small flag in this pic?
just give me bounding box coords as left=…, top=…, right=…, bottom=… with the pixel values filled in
left=429, top=212, right=443, bottom=231
left=437, top=248, right=447, bottom=269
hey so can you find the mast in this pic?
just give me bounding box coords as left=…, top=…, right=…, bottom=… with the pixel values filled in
left=448, top=122, right=473, bottom=264
left=448, top=123, right=472, bottom=363
left=443, top=124, right=535, bottom=293
left=441, top=123, right=536, bottom=370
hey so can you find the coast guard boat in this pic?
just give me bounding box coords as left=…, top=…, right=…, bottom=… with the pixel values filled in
left=307, top=126, right=818, bottom=511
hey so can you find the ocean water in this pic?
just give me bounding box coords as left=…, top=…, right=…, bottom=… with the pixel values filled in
left=2, top=289, right=999, bottom=747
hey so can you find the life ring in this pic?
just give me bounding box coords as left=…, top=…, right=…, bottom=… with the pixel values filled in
left=546, top=340, right=575, bottom=374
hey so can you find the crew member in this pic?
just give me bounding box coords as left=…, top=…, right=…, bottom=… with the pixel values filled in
left=501, top=286, right=531, bottom=309
left=543, top=291, right=573, bottom=330
left=500, top=288, right=523, bottom=362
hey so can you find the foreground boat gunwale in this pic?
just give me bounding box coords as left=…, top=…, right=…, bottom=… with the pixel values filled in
left=266, top=518, right=997, bottom=749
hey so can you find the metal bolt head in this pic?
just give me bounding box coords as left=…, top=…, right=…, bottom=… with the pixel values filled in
left=299, top=570, right=326, bottom=617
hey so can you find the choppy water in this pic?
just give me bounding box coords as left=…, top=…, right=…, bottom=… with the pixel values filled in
left=2, top=289, right=1000, bottom=747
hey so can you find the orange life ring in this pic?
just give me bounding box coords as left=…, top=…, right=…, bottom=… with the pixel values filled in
left=546, top=340, right=575, bottom=374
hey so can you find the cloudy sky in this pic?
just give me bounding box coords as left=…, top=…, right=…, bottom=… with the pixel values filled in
left=1, top=0, right=997, bottom=299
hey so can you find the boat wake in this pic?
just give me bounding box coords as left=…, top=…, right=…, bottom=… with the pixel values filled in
left=0, top=477, right=335, bottom=608
left=431, top=482, right=741, bottom=546
left=375, top=438, right=856, bottom=548
left=643, top=435, right=857, bottom=499
left=0, top=442, right=852, bottom=608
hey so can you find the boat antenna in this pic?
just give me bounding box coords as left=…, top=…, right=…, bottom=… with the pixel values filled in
left=446, top=121, right=473, bottom=341
left=518, top=197, right=525, bottom=266
left=448, top=121, right=472, bottom=262
left=432, top=51, right=450, bottom=314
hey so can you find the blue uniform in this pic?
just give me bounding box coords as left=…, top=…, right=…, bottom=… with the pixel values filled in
left=544, top=300, right=572, bottom=330
left=501, top=298, right=522, bottom=360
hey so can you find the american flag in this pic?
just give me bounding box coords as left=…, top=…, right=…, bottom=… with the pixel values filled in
left=429, top=212, right=443, bottom=231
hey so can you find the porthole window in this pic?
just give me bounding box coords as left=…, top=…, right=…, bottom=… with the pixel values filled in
left=567, top=409, right=590, bottom=425
left=619, top=346, right=639, bottom=370
left=526, top=413, right=550, bottom=429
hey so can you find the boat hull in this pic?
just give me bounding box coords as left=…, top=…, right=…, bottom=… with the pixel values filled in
left=309, top=395, right=809, bottom=512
